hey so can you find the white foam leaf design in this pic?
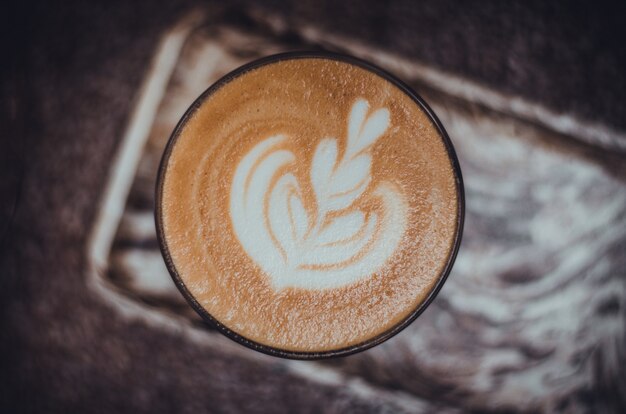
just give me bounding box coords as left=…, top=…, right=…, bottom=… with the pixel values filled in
left=348, top=99, right=369, bottom=147
left=269, top=174, right=299, bottom=260
left=316, top=211, right=366, bottom=245
left=229, top=99, right=407, bottom=290
left=299, top=215, right=377, bottom=266
left=327, top=154, right=371, bottom=198
left=347, top=99, right=390, bottom=159
left=325, top=176, right=371, bottom=212
left=310, top=138, right=338, bottom=202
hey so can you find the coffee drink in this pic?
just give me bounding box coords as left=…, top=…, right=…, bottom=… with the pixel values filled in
left=157, top=54, right=463, bottom=357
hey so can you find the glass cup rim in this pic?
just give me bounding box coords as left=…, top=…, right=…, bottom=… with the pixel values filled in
left=155, top=50, right=465, bottom=360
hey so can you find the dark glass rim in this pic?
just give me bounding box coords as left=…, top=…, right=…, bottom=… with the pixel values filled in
left=155, top=51, right=465, bottom=360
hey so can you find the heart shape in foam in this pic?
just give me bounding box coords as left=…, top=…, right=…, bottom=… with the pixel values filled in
left=229, top=99, right=407, bottom=290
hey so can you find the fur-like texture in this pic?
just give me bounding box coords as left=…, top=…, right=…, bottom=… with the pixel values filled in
left=2, top=1, right=625, bottom=413
left=252, top=0, right=626, bottom=139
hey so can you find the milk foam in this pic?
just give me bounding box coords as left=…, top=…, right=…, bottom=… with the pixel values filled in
left=163, top=58, right=461, bottom=351
left=230, top=99, right=408, bottom=290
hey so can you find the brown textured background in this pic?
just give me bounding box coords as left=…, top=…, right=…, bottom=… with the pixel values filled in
left=2, top=0, right=625, bottom=413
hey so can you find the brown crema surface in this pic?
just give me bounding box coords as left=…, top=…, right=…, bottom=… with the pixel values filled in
left=160, top=58, right=459, bottom=352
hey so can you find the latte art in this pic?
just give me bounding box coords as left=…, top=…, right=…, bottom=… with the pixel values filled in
left=230, top=99, right=408, bottom=290
left=158, top=55, right=462, bottom=356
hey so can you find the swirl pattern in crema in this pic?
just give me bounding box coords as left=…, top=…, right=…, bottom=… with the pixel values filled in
left=230, top=99, right=407, bottom=290
left=160, top=58, right=460, bottom=352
